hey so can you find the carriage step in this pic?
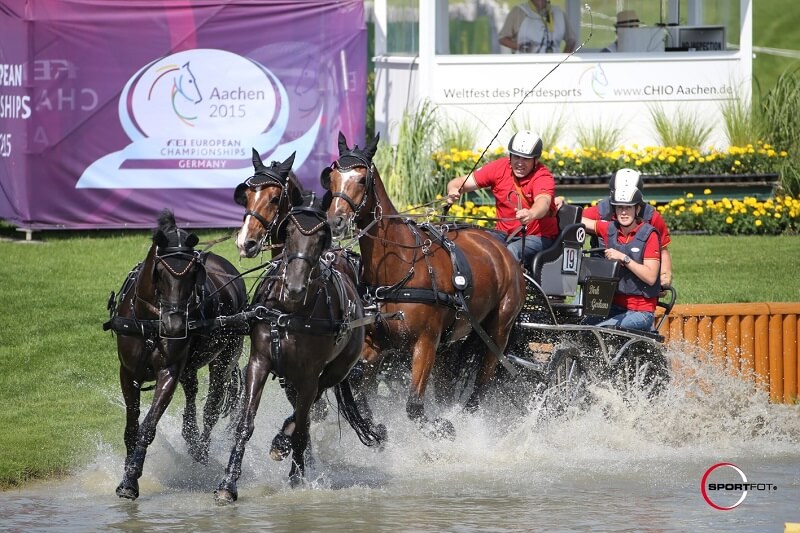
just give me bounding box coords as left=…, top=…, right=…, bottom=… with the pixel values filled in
left=505, top=352, right=548, bottom=373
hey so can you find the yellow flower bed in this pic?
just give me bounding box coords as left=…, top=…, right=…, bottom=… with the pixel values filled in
left=656, top=192, right=800, bottom=235
left=432, top=143, right=787, bottom=183
left=407, top=192, right=799, bottom=236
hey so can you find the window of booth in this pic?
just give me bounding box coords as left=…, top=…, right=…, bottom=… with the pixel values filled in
left=385, top=0, right=419, bottom=56
left=434, top=0, right=740, bottom=55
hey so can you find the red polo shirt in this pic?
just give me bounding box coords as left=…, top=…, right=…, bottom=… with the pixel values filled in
left=596, top=220, right=661, bottom=312
left=473, top=157, right=558, bottom=238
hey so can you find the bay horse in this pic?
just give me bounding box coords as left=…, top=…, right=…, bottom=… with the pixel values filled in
left=322, top=132, right=526, bottom=436
left=215, top=193, right=384, bottom=503
left=233, top=149, right=330, bottom=458
left=234, top=149, right=304, bottom=259
left=106, top=209, right=248, bottom=500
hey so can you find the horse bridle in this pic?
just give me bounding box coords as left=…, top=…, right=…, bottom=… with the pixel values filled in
left=321, top=150, right=376, bottom=222
left=138, top=242, right=203, bottom=340
left=276, top=204, right=332, bottom=269
left=238, top=171, right=289, bottom=251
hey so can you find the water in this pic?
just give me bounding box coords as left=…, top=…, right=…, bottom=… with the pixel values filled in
left=2, top=348, right=799, bottom=532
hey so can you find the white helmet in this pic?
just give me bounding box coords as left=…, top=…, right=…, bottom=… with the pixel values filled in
left=609, top=184, right=644, bottom=207
left=508, top=130, right=543, bottom=159
left=609, top=168, right=644, bottom=192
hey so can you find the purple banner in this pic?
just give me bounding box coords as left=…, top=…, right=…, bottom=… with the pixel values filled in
left=0, top=0, right=366, bottom=229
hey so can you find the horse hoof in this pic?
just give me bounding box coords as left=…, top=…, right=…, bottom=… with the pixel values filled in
left=115, top=481, right=139, bottom=500
left=464, top=397, right=480, bottom=414
left=289, top=473, right=304, bottom=489
left=189, top=441, right=210, bottom=465
left=376, top=423, right=388, bottom=443
left=270, top=432, right=292, bottom=461
left=214, top=487, right=237, bottom=505
left=432, top=418, right=456, bottom=441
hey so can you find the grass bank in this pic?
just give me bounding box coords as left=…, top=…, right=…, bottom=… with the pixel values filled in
left=0, top=230, right=797, bottom=489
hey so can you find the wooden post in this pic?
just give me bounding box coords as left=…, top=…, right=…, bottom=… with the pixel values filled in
left=754, top=314, right=770, bottom=391
left=782, top=314, right=797, bottom=403
left=769, top=315, right=784, bottom=402
left=739, top=314, right=755, bottom=380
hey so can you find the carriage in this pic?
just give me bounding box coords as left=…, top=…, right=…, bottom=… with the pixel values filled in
left=497, top=202, right=677, bottom=411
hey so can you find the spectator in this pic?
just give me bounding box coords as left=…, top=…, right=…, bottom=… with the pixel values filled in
left=602, top=9, right=640, bottom=52
left=582, top=183, right=662, bottom=331
left=446, top=130, right=559, bottom=265
left=499, top=0, right=577, bottom=54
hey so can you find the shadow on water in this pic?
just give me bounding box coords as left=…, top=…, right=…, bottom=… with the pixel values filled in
left=1, top=346, right=799, bottom=531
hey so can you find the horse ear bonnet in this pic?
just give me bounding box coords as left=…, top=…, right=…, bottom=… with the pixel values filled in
left=277, top=191, right=331, bottom=250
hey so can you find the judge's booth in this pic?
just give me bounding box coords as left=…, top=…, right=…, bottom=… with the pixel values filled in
left=372, top=0, right=752, bottom=150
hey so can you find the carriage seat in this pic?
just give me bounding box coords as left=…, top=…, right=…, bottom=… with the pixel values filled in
left=529, top=203, right=584, bottom=301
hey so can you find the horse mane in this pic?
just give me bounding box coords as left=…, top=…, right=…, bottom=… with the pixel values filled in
left=153, top=208, right=197, bottom=249
left=287, top=170, right=305, bottom=206
left=156, top=209, right=178, bottom=235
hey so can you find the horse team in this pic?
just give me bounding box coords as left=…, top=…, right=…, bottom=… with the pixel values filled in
left=107, top=132, right=525, bottom=502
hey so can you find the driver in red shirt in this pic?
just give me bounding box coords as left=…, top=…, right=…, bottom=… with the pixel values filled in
left=445, top=130, right=558, bottom=266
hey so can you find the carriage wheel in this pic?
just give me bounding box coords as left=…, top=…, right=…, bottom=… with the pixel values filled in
left=613, top=342, right=671, bottom=398
left=542, top=347, right=592, bottom=415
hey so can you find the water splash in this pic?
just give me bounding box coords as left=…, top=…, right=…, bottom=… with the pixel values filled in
left=76, top=343, right=800, bottom=500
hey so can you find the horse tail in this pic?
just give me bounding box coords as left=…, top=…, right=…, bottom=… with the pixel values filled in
left=333, top=376, right=386, bottom=447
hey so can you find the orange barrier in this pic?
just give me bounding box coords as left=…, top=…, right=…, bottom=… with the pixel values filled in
left=658, top=303, right=800, bottom=404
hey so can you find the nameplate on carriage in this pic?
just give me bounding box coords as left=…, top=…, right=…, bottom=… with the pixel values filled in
left=561, top=246, right=580, bottom=274
left=583, top=278, right=618, bottom=317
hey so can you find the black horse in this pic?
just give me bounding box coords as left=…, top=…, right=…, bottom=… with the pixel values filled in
left=106, top=209, right=248, bottom=500
left=215, top=193, right=384, bottom=503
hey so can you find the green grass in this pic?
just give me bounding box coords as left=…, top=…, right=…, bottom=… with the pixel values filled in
left=0, top=228, right=798, bottom=488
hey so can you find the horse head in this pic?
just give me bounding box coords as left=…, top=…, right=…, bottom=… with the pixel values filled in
left=234, top=150, right=301, bottom=258
left=149, top=209, right=201, bottom=338
left=275, top=191, right=332, bottom=310
left=321, top=131, right=380, bottom=237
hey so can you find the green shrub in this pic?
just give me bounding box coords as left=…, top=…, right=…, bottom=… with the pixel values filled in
left=757, top=68, right=800, bottom=196
left=649, top=103, right=714, bottom=148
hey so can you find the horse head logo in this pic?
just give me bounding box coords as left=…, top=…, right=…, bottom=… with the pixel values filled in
left=148, top=62, right=203, bottom=126
left=581, top=64, right=610, bottom=98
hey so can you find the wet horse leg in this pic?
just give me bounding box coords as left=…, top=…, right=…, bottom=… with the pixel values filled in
left=118, top=366, right=141, bottom=489
left=180, top=369, right=203, bottom=461
left=464, top=306, right=518, bottom=413
left=269, top=383, right=297, bottom=462
left=117, top=365, right=182, bottom=500
left=288, top=382, right=318, bottom=488
left=347, top=341, right=383, bottom=429
left=215, top=332, right=271, bottom=505
left=406, top=334, right=456, bottom=439
left=193, top=354, right=228, bottom=465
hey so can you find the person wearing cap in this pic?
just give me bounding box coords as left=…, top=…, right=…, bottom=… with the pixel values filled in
left=445, top=130, right=559, bottom=265
left=581, top=168, right=673, bottom=288
left=582, top=183, right=662, bottom=331
left=602, top=9, right=640, bottom=52
left=499, top=0, right=577, bottom=54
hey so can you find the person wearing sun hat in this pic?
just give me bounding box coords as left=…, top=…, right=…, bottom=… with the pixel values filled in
left=602, top=9, right=640, bottom=52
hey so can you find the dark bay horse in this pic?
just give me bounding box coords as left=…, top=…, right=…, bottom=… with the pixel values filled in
left=234, top=149, right=329, bottom=455
left=234, top=149, right=303, bottom=259
left=107, top=209, right=247, bottom=500
left=215, top=193, right=384, bottom=504
left=322, top=132, right=526, bottom=436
